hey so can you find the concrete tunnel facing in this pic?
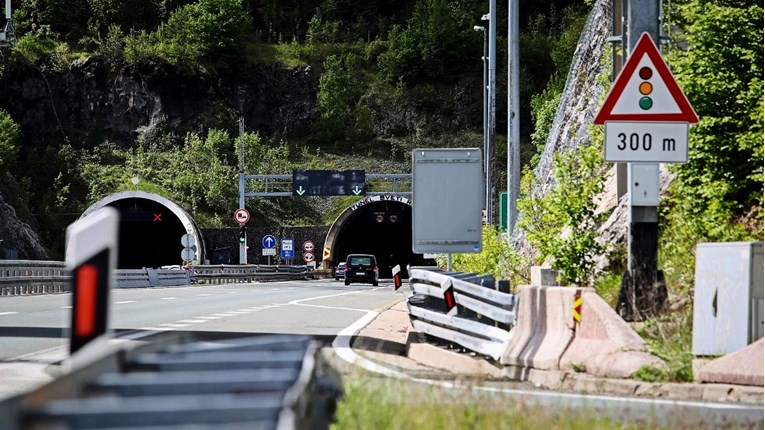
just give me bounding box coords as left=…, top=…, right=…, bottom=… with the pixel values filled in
left=79, top=191, right=429, bottom=275
left=80, top=191, right=206, bottom=269
left=323, top=194, right=432, bottom=278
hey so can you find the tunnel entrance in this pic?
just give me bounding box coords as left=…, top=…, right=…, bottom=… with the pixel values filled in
left=81, top=191, right=205, bottom=269
left=324, top=195, right=430, bottom=278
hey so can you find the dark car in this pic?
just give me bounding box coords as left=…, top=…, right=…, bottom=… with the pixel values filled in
left=344, top=254, right=379, bottom=286
left=334, top=262, right=346, bottom=280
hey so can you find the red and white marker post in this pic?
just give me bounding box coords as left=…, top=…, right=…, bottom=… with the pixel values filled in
left=441, top=279, right=457, bottom=317
left=65, top=207, right=118, bottom=354
left=392, top=264, right=402, bottom=291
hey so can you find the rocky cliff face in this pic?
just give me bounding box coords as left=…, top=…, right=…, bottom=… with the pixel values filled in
left=0, top=58, right=481, bottom=148
left=0, top=59, right=323, bottom=148
left=512, top=0, right=616, bottom=259
left=0, top=174, right=48, bottom=260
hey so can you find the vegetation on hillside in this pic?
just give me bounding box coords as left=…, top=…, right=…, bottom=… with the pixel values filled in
left=0, top=0, right=587, bottom=259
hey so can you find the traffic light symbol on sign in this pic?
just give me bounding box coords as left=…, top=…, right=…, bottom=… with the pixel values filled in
left=638, top=67, right=653, bottom=111
left=239, top=226, right=246, bottom=244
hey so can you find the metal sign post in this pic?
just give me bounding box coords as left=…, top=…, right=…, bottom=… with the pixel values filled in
left=234, top=208, right=250, bottom=265
left=595, top=9, right=699, bottom=319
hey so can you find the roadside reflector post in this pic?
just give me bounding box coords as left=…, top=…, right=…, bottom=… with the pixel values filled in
left=393, top=264, right=402, bottom=290
left=441, top=279, right=457, bottom=316
left=66, top=207, right=118, bottom=355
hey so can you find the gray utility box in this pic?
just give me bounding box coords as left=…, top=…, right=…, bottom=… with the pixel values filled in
left=692, top=242, right=764, bottom=356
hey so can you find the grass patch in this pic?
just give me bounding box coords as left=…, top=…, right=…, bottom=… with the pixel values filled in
left=331, top=371, right=654, bottom=430
left=634, top=311, right=695, bottom=382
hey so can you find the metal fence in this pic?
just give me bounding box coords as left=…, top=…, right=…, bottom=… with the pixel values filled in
left=0, top=261, right=314, bottom=296
left=407, top=267, right=518, bottom=360
left=1, top=334, right=339, bottom=429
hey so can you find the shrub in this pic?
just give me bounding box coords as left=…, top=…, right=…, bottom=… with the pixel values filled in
left=440, top=225, right=529, bottom=288
left=517, top=144, right=608, bottom=286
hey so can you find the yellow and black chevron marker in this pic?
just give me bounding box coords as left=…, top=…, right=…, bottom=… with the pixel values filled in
left=573, top=293, right=583, bottom=323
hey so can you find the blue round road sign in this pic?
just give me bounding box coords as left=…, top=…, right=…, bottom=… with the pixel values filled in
left=262, top=234, right=276, bottom=248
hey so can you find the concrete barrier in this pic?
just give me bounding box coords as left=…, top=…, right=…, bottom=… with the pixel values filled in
left=559, top=289, right=664, bottom=378
left=697, top=338, right=764, bottom=387
left=501, top=286, right=576, bottom=370
left=501, top=285, right=664, bottom=379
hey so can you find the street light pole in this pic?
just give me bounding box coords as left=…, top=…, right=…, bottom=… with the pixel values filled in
left=507, top=0, right=520, bottom=236
left=473, top=23, right=488, bottom=218
left=488, top=0, right=497, bottom=226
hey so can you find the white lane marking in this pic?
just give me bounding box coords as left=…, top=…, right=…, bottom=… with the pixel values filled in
left=114, top=300, right=137, bottom=304
left=60, top=306, right=72, bottom=309
left=161, top=323, right=190, bottom=328
left=271, top=288, right=280, bottom=291
left=288, top=290, right=407, bottom=378
left=198, top=316, right=222, bottom=320
left=224, top=311, right=249, bottom=315
left=137, top=327, right=172, bottom=332
left=160, top=297, right=177, bottom=300
left=0, top=312, right=19, bottom=316
left=211, top=313, right=230, bottom=317
left=177, top=319, right=207, bottom=324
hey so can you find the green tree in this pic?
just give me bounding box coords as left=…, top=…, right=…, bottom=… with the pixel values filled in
left=128, top=0, right=253, bottom=67
left=0, top=110, right=20, bottom=173
left=377, top=0, right=477, bottom=84
left=317, top=55, right=373, bottom=145
left=668, top=0, right=763, bottom=239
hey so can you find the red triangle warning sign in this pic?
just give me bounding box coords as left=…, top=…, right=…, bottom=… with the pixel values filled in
left=594, top=32, right=698, bottom=125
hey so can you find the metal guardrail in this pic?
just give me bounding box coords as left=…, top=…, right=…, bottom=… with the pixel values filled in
left=0, top=260, right=69, bottom=295
left=407, top=268, right=518, bottom=360
left=2, top=334, right=340, bottom=429
left=191, top=264, right=314, bottom=284
left=0, top=261, right=315, bottom=296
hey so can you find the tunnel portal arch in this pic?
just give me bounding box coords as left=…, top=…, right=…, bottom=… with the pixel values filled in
left=81, top=191, right=206, bottom=269
left=323, top=194, right=429, bottom=277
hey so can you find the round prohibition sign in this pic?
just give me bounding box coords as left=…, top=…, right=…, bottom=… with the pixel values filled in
left=234, top=208, right=250, bottom=225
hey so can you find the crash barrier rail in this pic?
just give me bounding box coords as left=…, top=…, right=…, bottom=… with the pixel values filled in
left=0, top=333, right=340, bottom=430
left=407, top=267, right=518, bottom=361
left=191, top=264, right=314, bottom=284
left=0, top=261, right=314, bottom=295
left=0, top=260, right=69, bottom=295
left=115, top=268, right=192, bottom=288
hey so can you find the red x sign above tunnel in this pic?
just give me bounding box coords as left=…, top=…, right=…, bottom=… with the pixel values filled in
left=153, top=213, right=162, bottom=222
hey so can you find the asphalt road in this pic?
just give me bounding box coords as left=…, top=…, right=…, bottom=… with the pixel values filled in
left=0, top=278, right=403, bottom=399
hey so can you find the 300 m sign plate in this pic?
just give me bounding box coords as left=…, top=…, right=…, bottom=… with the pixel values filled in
left=604, top=122, right=688, bottom=163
